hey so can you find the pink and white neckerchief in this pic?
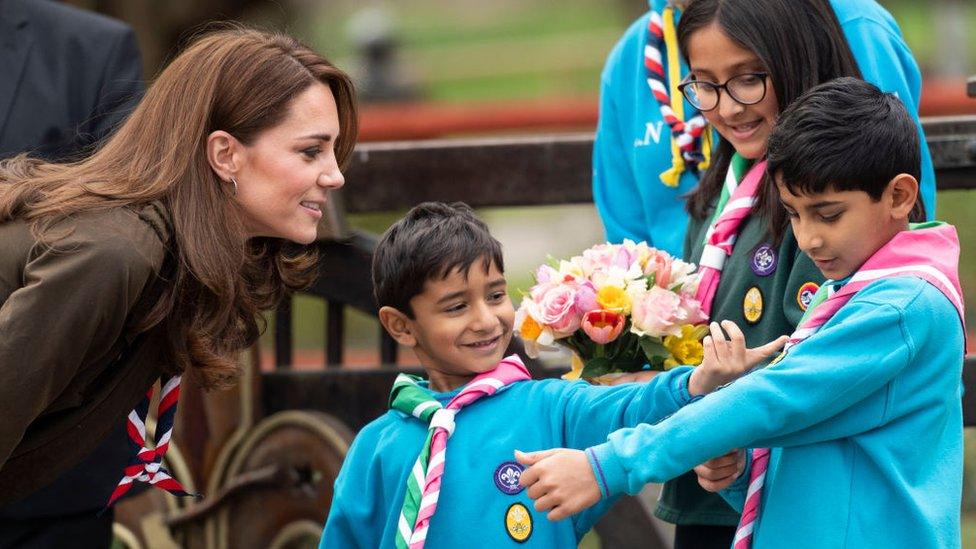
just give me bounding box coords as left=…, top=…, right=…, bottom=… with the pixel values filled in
left=694, top=155, right=765, bottom=316
left=390, top=355, right=531, bottom=549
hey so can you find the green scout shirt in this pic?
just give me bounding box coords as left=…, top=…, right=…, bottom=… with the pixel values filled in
left=652, top=204, right=825, bottom=526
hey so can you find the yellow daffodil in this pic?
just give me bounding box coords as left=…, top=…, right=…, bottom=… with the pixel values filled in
left=519, top=315, right=543, bottom=341
left=596, top=285, right=631, bottom=314
left=562, top=353, right=585, bottom=380
left=663, top=324, right=709, bottom=369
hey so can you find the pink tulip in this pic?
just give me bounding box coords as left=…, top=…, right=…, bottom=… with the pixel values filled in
left=644, top=251, right=673, bottom=289
left=573, top=280, right=599, bottom=314
left=582, top=310, right=625, bottom=344
left=535, top=264, right=559, bottom=284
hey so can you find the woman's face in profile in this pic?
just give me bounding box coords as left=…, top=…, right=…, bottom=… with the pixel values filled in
left=234, top=82, right=344, bottom=244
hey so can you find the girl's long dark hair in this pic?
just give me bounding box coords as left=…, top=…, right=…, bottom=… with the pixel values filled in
left=678, top=0, right=861, bottom=224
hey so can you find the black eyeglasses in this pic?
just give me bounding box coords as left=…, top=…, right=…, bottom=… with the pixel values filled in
left=677, top=72, right=769, bottom=112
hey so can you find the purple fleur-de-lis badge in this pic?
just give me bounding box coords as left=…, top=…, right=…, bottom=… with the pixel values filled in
left=493, top=461, right=526, bottom=495
left=751, top=243, right=777, bottom=277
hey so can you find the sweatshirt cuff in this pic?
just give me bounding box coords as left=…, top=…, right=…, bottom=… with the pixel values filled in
left=671, top=368, right=702, bottom=407
left=586, top=442, right=629, bottom=500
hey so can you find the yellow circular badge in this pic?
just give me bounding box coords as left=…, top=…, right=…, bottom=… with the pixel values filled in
left=505, top=503, right=533, bottom=543
left=743, top=286, right=763, bottom=325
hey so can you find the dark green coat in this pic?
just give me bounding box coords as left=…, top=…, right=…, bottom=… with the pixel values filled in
left=0, top=202, right=172, bottom=504
left=653, top=205, right=824, bottom=526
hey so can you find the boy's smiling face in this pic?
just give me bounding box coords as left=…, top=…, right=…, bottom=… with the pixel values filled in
left=399, top=261, right=514, bottom=392
left=776, top=174, right=916, bottom=280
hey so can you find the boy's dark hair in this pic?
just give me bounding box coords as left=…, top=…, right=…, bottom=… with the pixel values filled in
left=765, top=77, right=925, bottom=232
left=677, top=0, right=861, bottom=220
left=372, top=202, right=504, bottom=317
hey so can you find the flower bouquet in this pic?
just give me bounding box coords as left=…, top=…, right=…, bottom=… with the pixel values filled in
left=514, top=240, right=709, bottom=381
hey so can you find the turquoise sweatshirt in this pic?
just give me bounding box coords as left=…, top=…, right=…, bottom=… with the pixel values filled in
left=321, top=367, right=698, bottom=548
left=592, top=0, right=936, bottom=258
left=586, top=278, right=964, bottom=548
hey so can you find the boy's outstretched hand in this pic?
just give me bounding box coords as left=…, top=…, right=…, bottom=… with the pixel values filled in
left=515, top=448, right=601, bottom=521
left=687, top=320, right=789, bottom=396
left=694, top=449, right=746, bottom=492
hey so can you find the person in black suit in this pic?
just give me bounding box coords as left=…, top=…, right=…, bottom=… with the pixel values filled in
left=0, top=0, right=142, bottom=160
left=0, top=1, right=143, bottom=547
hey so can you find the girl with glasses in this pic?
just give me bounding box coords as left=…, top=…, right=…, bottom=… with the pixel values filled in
left=591, top=0, right=935, bottom=264
left=660, top=2, right=859, bottom=546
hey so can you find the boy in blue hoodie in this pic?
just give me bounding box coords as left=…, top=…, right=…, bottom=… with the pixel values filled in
left=521, top=78, right=965, bottom=548
left=319, top=202, right=784, bottom=548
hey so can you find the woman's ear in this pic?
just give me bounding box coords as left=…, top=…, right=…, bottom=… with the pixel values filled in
left=887, top=173, right=919, bottom=220
left=378, top=306, right=417, bottom=348
left=206, top=130, right=243, bottom=182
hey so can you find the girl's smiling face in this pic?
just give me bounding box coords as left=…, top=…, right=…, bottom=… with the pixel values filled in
left=685, top=22, right=779, bottom=159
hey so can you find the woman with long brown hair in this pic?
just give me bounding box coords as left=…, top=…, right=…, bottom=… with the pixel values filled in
left=0, top=26, right=358, bottom=506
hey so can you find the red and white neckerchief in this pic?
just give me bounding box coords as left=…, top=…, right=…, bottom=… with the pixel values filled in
left=105, top=375, right=198, bottom=508
left=645, top=5, right=709, bottom=186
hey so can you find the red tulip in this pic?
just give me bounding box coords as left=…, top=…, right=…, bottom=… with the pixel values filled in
left=582, top=310, right=625, bottom=344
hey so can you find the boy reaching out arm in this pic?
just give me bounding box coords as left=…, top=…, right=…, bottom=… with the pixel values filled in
left=516, top=320, right=783, bottom=521
left=321, top=202, right=784, bottom=548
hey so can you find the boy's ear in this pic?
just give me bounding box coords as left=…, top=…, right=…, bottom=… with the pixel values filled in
left=887, top=173, right=919, bottom=220
left=378, top=306, right=417, bottom=347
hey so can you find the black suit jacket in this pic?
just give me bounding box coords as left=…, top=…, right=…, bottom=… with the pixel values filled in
left=0, top=0, right=144, bottom=517
left=0, top=0, right=142, bottom=160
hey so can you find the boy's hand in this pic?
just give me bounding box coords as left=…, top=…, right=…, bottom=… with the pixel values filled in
left=515, top=449, right=601, bottom=521
left=693, top=449, right=746, bottom=492
left=688, top=321, right=788, bottom=396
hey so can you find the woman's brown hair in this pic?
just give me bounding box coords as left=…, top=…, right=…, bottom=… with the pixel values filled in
left=0, top=26, right=359, bottom=389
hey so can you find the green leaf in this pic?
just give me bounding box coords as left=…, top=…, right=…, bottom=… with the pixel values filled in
left=579, top=356, right=648, bottom=378
left=580, top=357, right=615, bottom=379
left=648, top=355, right=666, bottom=370
left=639, top=337, right=669, bottom=362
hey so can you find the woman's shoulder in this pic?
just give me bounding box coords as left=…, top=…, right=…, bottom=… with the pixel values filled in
left=35, top=201, right=172, bottom=271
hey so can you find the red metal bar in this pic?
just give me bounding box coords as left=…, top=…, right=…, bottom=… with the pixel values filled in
left=358, top=79, right=976, bottom=142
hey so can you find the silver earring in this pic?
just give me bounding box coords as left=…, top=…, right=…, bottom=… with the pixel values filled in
left=230, top=177, right=238, bottom=196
